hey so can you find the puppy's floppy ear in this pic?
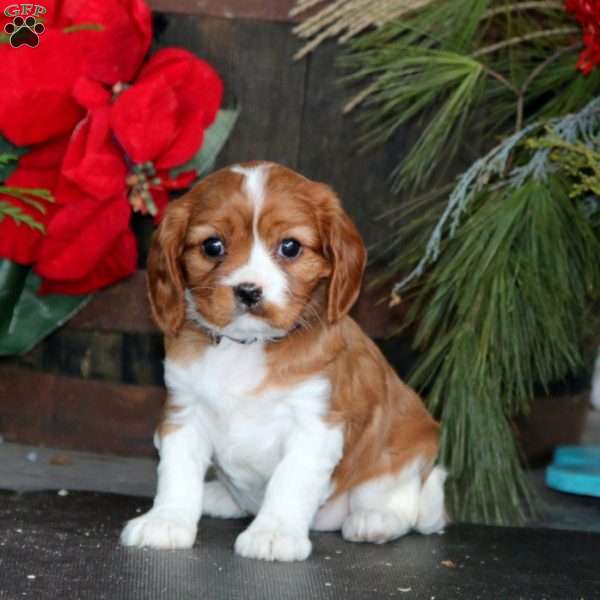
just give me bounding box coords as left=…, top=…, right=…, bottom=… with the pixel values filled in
left=314, top=184, right=367, bottom=323
left=146, top=196, right=191, bottom=337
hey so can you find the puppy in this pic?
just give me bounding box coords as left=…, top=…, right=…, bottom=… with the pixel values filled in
left=121, top=162, right=446, bottom=561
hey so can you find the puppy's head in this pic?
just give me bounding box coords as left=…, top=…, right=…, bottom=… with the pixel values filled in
left=147, top=162, right=367, bottom=340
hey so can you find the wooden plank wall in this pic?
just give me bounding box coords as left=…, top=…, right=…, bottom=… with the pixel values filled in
left=0, top=10, right=413, bottom=456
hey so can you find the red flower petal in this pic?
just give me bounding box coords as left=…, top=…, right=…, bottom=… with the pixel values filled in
left=111, top=76, right=179, bottom=165
left=566, top=0, right=600, bottom=74
left=35, top=195, right=131, bottom=281
left=111, top=48, right=224, bottom=169
left=38, top=230, right=137, bottom=295
left=17, top=136, right=71, bottom=171
left=137, top=49, right=223, bottom=127
left=73, top=77, right=113, bottom=112
left=0, top=30, right=85, bottom=146
left=55, top=0, right=152, bottom=84
left=59, top=107, right=128, bottom=203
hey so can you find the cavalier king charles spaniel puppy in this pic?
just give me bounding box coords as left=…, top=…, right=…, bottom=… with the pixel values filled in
left=120, top=162, right=446, bottom=561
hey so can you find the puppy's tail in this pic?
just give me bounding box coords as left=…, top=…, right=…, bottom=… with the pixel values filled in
left=415, top=465, right=448, bottom=534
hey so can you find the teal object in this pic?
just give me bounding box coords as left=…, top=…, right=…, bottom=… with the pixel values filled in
left=546, top=446, right=600, bottom=498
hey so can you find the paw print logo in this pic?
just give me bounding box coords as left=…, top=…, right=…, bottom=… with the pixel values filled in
left=4, top=15, right=45, bottom=48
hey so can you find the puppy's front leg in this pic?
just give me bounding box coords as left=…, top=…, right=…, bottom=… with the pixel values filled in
left=235, top=424, right=343, bottom=562
left=121, top=423, right=210, bottom=549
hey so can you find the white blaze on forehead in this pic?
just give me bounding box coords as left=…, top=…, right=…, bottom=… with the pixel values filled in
left=224, top=164, right=288, bottom=308
left=231, top=164, right=269, bottom=216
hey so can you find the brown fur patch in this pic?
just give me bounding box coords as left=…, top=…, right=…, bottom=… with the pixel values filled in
left=164, top=326, right=211, bottom=364
left=262, top=317, right=439, bottom=496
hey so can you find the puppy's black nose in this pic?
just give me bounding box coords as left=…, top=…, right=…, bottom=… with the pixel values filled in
left=234, top=283, right=263, bottom=307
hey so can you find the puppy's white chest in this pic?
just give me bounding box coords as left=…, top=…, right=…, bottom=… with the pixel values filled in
left=179, top=338, right=268, bottom=399
left=164, top=339, right=332, bottom=513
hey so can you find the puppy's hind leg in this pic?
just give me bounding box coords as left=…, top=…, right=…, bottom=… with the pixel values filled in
left=342, top=461, right=446, bottom=544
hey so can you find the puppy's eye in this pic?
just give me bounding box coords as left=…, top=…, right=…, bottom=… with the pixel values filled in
left=278, top=238, right=302, bottom=259
left=202, top=237, right=225, bottom=258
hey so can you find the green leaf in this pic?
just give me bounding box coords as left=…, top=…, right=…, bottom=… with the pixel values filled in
left=0, top=136, right=27, bottom=180
left=0, top=260, right=28, bottom=333
left=0, top=260, right=91, bottom=356
left=171, top=105, right=240, bottom=180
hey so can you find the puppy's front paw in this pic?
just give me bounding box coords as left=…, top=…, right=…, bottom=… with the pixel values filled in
left=120, top=510, right=197, bottom=549
left=234, top=527, right=311, bottom=562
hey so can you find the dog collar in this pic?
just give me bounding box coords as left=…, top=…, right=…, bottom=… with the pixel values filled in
left=199, top=323, right=301, bottom=346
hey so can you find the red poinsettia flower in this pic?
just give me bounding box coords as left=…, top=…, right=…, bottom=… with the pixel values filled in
left=0, top=0, right=225, bottom=296
left=0, top=0, right=151, bottom=146
left=35, top=195, right=137, bottom=295
left=31, top=49, right=222, bottom=294
left=0, top=136, right=69, bottom=264
left=566, top=0, right=600, bottom=75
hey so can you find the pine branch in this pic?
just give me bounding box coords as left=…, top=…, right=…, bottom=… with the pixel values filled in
left=291, top=0, right=567, bottom=56
left=405, top=177, right=599, bottom=524
left=530, top=134, right=600, bottom=198
left=0, top=201, right=45, bottom=232
left=392, top=97, right=600, bottom=292
left=340, top=0, right=586, bottom=192
left=0, top=186, right=54, bottom=214
left=0, top=185, right=54, bottom=232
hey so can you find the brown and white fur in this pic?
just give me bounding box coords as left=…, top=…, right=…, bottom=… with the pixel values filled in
left=120, top=162, right=446, bottom=561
